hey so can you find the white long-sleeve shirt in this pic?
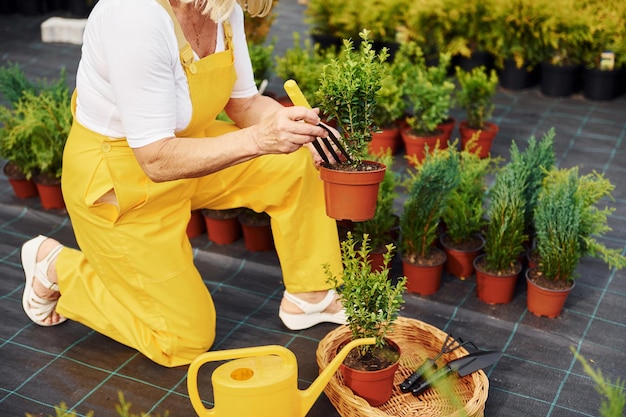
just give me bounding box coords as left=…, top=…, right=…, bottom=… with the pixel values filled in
left=75, top=0, right=258, bottom=148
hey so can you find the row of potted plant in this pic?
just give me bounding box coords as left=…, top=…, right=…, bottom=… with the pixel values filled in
left=0, top=62, right=71, bottom=209
left=274, top=36, right=502, bottom=168
left=302, top=0, right=626, bottom=100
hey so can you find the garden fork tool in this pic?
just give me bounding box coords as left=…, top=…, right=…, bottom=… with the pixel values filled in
left=399, top=334, right=477, bottom=393
left=283, top=79, right=352, bottom=165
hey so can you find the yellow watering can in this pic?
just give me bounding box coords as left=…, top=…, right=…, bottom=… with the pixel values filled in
left=187, top=337, right=375, bottom=417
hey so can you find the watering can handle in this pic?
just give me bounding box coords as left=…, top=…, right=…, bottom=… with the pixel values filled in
left=187, top=345, right=296, bottom=417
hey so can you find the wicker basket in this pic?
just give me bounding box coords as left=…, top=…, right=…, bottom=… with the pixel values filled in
left=316, top=317, right=489, bottom=417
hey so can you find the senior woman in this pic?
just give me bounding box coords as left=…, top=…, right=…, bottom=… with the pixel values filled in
left=20, top=0, right=345, bottom=367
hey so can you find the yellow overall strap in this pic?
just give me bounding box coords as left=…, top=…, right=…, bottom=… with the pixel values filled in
left=154, top=0, right=194, bottom=65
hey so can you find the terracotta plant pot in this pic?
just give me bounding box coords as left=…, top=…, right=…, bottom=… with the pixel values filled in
left=437, top=117, right=456, bottom=144
left=202, top=208, right=242, bottom=245
left=474, top=255, right=522, bottom=304
left=239, top=210, right=274, bottom=252
left=526, top=267, right=574, bottom=318
left=369, top=126, right=401, bottom=156
left=459, top=121, right=499, bottom=159
left=439, top=233, right=485, bottom=280
left=402, top=247, right=447, bottom=295
left=3, top=161, right=38, bottom=199
left=34, top=173, right=64, bottom=210
left=339, top=340, right=401, bottom=407
left=186, top=209, right=207, bottom=239
left=319, top=161, right=386, bottom=222
left=401, top=128, right=447, bottom=166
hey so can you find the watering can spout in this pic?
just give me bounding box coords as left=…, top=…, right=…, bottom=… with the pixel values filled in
left=299, top=337, right=376, bottom=415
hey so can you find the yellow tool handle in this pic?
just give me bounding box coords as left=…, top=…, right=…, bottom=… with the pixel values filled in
left=284, top=79, right=312, bottom=109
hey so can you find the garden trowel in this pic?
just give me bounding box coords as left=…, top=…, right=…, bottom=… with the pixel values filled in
left=409, top=350, right=502, bottom=397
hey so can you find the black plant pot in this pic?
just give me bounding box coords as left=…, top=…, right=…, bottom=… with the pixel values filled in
left=582, top=67, right=625, bottom=101
left=453, top=51, right=495, bottom=72
left=540, top=63, right=582, bottom=97
left=310, top=33, right=342, bottom=51
left=498, top=59, right=541, bottom=90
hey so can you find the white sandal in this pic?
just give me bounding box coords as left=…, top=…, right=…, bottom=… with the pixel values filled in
left=21, top=235, right=66, bottom=326
left=279, top=290, right=346, bottom=330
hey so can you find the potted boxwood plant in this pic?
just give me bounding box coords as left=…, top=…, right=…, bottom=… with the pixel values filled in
left=579, top=0, right=626, bottom=101
left=353, top=152, right=399, bottom=271
left=474, top=164, right=527, bottom=304
left=314, top=29, right=390, bottom=221
left=396, top=42, right=455, bottom=165
left=538, top=0, right=590, bottom=97
left=274, top=32, right=333, bottom=106
left=369, top=66, right=405, bottom=156
left=399, top=0, right=451, bottom=64
left=454, top=65, right=499, bottom=158
left=527, top=167, right=626, bottom=318
left=304, top=0, right=360, bottom=50
left=486, top=0, right=549, bottom=90
left=443, top=0, right=495, bottom=72
left=440, top=143, right=499, bottom=279
left=0, top=65, right=71, bottom=209
left=399, top=147, right=461, bottom=295
left=325, top=231, right=407, bottom=406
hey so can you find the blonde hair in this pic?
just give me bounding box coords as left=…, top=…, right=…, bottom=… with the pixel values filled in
left=176, top=0, right=274, bottom=21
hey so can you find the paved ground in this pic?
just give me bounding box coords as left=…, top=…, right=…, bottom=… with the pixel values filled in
left=1, top=1, right=625, bottom=417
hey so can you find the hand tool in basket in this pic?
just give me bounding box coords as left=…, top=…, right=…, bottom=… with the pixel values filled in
left=283, top=79, right=351, bottom=165
left=399, top=334, right=475, bottom=393
left=410, top=350, right=503, bottom=397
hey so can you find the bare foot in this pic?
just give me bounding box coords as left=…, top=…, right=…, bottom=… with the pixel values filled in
left=29, top=238, right=63, bottom=325
left=280, top=290, right=343, bottom=314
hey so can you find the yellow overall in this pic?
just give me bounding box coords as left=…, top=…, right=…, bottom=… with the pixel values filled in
left=55, top=4, right=342, bottom=367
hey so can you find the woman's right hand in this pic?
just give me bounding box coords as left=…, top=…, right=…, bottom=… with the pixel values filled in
left=250, top=106, right=330, bottom=155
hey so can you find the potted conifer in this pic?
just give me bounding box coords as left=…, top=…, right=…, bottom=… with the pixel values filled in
left=474, top=165, right=527, bottom=304
left=0, top=65, right=71, bottom=209
left=527, top=167, right=626, bottom=318
left=324, top=231, right=407, bottom=406
left=314, top=29, right=390, bottom=221
left=399, top=147, right=461, bottom=295
left=440, top=143, right=499, bottom=279
left=454, top=65, right=499, bottom=158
